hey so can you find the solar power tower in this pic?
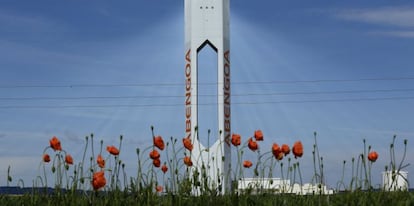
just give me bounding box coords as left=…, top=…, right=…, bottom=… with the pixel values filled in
left=184, top=0, right=231, bottom=194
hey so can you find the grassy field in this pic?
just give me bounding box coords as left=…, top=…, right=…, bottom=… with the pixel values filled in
left=1, top=190, right=413, bottom=205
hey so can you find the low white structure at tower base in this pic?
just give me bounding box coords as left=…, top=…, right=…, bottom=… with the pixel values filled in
left=237, top=178, right=334, bottom=195
left=382, top=170, right=409, bottom=191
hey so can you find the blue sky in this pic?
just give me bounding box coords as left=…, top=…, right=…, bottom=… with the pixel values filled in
left=1, top=1, right=414, bottom=189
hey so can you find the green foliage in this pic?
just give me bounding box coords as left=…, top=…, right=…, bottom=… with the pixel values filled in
left=1, top=129, right=412, bottom=205
left=1, top=191, right=413, bottom=206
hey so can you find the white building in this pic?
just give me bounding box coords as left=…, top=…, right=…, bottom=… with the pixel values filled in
left=382, top=170, right=409, bottom=191
left=237, top=178, right=334, bottom=195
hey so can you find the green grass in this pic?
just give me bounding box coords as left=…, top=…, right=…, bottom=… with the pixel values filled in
left=1, top=191, right=413, bottom=206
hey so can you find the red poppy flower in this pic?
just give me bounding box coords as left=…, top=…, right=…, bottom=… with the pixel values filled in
left=153, top=158, right=161, bottom=167
left=183, top=138, right=193, bottom=152
left=65, top=154, right=73, bottom=165
left=281, top=144, right=290, bottom=155
left=149, top=150, right=160, bottom=160
left=368, top=151, right=378, bottom=162
left=97, top=154, right=105, bottom=168
left=106, top=145, right=120, bottom=156
left=49, top=136, right=62, bottom=151
left=184, top=156, right=193, bottom=167
left=243, top=160, right=253, bottom=168
left=43, top=154, right=51, bottom=163
left=92, top=171, right=106, bottom=190
left=272, top=143, right=283, bottom=160
left=161, top=163, right=168, bottom=174
left=231, top=133, right=241, bottom=147
left=254, top=130, right=264, bottom=141
left=156, top=185, right=163, bottom=193
left=248, top=138, right=259, bottom=151
left=153, top=136, right=165, bottom=151
left=292, top=141, right=303, bottom=158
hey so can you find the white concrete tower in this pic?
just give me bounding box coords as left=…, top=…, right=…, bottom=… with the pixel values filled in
left=184, top=0, right=231, bottom=194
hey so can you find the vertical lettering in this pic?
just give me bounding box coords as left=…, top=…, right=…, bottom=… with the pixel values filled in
left=186, top=49, right=191, bottom=62
left=223, top=50, right=231, bottom=146
left=185, top=49, right=192, bottom=139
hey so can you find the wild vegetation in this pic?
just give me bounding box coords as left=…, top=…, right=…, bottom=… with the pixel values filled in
left=1, top=127, right=411, bottom=205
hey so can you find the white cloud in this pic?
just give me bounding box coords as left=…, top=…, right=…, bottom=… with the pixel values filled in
left=336, top=6, right=414, bottom=28
left=372, top=30, right=414, bottom=38
left=333, top=6, right=414, bottom=38
left=331, top=127, right=414, bottom=137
